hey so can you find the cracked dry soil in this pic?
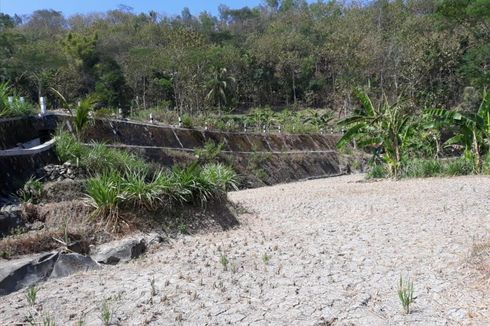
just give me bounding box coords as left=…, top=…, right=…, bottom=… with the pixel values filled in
left=1, top=175, right=489, bottom=325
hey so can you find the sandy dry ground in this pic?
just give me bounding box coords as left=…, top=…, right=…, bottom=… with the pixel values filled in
left=1, top=175, right=490, bottom=325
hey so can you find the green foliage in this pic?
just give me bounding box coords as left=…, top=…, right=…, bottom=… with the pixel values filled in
left=17, top=177, right=43, bottom=203
left=338, top=89, right=412, bottom=177
left=195, top=140, right=224, bottom=163
left=219, top=253, right=229, bottom=271
left=426, top=90, right=490, bottom=172
left=25, top=285, right=39, bottom=306
left=55, top=130, right=149, bottom=175
left=444, top=157, right=474, bottom=176
left=0, top=83, right=35, bottom=118
left=398, top=276, right=415, bottom=314
left=367, top=163, right=388, bottom=179
left=86, top=172, right=123, bottom=220
left=402, top=159, right=443, bottom=178
left=181, top=114, right=193, bottom=128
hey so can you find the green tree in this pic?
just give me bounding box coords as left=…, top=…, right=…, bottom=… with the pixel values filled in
left=206, top=67, right=235, bottom=114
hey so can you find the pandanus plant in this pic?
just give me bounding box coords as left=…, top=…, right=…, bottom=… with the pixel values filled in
left=336, top=88, right=412, bottom=178
left=426, top=90, right=490, bottom=172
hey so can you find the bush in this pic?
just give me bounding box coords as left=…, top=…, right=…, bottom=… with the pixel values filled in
left=55, top=130, right=149, bottom=175
left=402, top=159, right=443, bottom=178
left=121, top=169, right=160, bottom=210
left=367, top=163, right=388, bottom=179
left=195, top=140, right=224, bottom=163
left=443, top=157, right=473, bottom=176
left=483, top=154, right=490, bottom=174
left=0, top=83, right=35, bottom=118
left=200, top=163, right=239, bottom=193
left=181, top=114, right=193, bottom=128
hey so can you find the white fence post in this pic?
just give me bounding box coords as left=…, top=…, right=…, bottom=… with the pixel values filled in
left=39, top=97, right=46, bottom=115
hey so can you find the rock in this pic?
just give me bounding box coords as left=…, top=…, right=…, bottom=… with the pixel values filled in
left=0, top=252, right=58, bottom=296
left=0, top=205, right=23, bottom=236
left=50, top=253, right=100, bottom=278
left=91, top=237, right=147, bottom=265
left=0, top=252, right=100, bottom=296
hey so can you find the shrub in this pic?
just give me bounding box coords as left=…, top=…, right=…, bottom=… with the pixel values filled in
left=55, top=130, right=86, bottom=163
left=55, top=130, right=149, bottom=175
left=181, top=114, right=193, bottom=128
left=0, top=83, right=35, bottom=118
left=483, top=154, right=490, bottom=174
left=195, top=140, right=224, bottom=163
left=402, top=159, right=443, bottom=178
left=443, top=157, right=474, bottom=176
left=367, top=163, right=387, bottom=179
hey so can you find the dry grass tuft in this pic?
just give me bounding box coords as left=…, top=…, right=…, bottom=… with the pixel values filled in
left=469, top=239, right=490, bottom=277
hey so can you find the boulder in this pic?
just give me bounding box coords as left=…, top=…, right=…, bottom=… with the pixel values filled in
left=91, top=237, right=146, bottom=265
left=50, top=253, right=100, bottom=278
left=0, top=252, right=58, bottom=296
left=0, top=251, right=100, bottom=296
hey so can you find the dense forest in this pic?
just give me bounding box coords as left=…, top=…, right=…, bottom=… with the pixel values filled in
left=0, top=0, right=489, bottom=115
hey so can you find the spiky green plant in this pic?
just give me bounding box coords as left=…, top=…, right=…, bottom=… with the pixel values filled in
left=200, top=163, right=239, bottom=193
left=219, top=253, right=229, bottom=271
left=398, top=276, right=415, bottom=314
left=121, top=169, right=160, bottom=210
left=25, top=285, right=39, bottom=306
left=86, top=172, right=123, bottom=223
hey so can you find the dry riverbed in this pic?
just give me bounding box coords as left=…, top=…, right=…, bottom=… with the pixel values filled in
left=1, top=175, right=489, bottom=325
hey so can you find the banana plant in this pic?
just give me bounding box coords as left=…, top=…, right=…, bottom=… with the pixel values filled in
left=337, top=88, right=412, bottom=178
left=425, top=90, right=490, bottom=172
left=302, top=109, right=332, bottom=130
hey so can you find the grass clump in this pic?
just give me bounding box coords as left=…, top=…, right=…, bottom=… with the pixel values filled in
left=55, top=130, right=149, bottom=175
left=0, top=82, right=35, bottom=118
left=402, top=159, right=443, bottom=178
left=444, top=157, right=473, bottom=176
left=17, top=177, right=43, bottom=204
left=366, top=163, right=387, bottom=179
left=25, top=285, right=39, bottom=306
left=85, top=163, right=239, bottom=226
left=86, top=172, right=123, bottom=223
left=397, top=275, right=415, bottom=314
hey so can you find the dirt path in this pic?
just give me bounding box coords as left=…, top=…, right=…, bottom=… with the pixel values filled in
left=1, top=175, right=489, bottom=325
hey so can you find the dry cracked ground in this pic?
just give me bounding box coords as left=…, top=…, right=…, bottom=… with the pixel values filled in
left=1, top=175, right=490, bottom=325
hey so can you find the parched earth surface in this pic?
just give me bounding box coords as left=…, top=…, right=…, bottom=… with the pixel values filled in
left=1, top=175, right=490, bottom=325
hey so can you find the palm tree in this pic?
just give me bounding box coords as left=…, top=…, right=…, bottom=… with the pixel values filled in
left=51, top=88, right=96, bottom=139
left=206, top=68, right=235, bottom=115
left=337, top=88, right=412, bottom=178
left=426, top=90, right=490, bottom=172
